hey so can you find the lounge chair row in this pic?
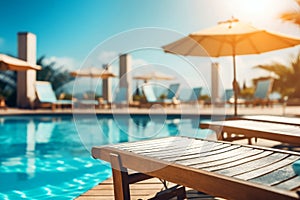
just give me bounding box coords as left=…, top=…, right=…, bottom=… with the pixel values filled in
left=35, top=81, right=111, bottom=109
left=224, top=78, right=277, bottom=107
left=141, top=84, right=205, bottom=107
left=34, top=81, right=207, bottom=109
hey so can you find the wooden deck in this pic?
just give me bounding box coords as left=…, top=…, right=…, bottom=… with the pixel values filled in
left=76, top=177, right=218, bottom=200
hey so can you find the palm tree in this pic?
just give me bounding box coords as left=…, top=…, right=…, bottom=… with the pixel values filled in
left=255, top=51, right=300, bottom=98
left=280, top=0, right=300, bottom=26
left=37, top=56, right=74, bottom=91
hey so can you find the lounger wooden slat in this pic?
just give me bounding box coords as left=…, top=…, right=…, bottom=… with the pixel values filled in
left=148, top=143, right=235, bottom=160
left=117, top=138, right=204, bottom=153
left=114, top=137, right=186, bottom=149
left=156, top=142, right=227, bottom=160
left=275, top=176, right=300, bottom=190
left=235, top=155, right=300, bottom=180
left=239, top=115, right=300, bottom=126
left=135, top=140, right=220, bottom=155
left=194, top=149, right=263, bottom=169
left=92, top=136, right=300, bottom=200
left=216, top=153, right=289, bottom=176
left=200, top=120, right=300, bottom=145
left=174, top=146, right=250, bottom=165
left=251, top=165, right=296, bottom=186
left=204, top=151, right=274, bottom=171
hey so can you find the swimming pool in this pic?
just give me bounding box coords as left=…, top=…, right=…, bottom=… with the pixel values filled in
left=0, top=114, right=212, bottom=199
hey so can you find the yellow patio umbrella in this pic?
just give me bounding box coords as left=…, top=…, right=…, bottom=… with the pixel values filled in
left=163, top=18, right=300, bottom=115
left=0, top=54, right=41, bottom=71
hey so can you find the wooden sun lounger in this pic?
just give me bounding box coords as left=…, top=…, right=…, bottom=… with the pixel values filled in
left=236, top=115, right=300, bottom=126
left=200, top=120, right=300, bottom=145
left=92, top=136, right=300, bottom=200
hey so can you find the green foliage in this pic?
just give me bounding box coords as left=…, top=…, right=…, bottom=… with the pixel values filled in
left=0, top=55, right=74, bottom=106
left=280, top=0, right=300, bottom=26
left=239, top=87, right=254, bottom=99
left=254, top=51, right=300, bottom=98
left=159, top=93, right=167, bottom=100
left=199, top=94, right=210, bottom=101
left=37, top=56, right=74, bottom=91
left=133, top=94, right=145, bottom=102
left=0, top=70, right=17, bottom=106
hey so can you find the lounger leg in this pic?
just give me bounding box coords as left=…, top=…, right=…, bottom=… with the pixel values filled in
left=248, top=138, right=252, bottom=145
left=110, top=153, right=130, bottom=200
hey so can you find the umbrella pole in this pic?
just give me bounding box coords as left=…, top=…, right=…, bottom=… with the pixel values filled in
left=90, top=78, right=93, bottom=99
left=232, top=54, right=238, bottom=116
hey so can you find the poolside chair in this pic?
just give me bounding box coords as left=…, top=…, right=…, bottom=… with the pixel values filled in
left=183, top=87, right=202, bottom=104
left=246, top=78, right=274, bottom=107
left=92, top=136, right=300, bottom=200
left=35, top=81, right=73, bottom=110
left=214, top=88, right=234, bottom=106
left=200, top=119, right=300, bottom=145
left=165, top=83, right=180, bottom=100
left=141, top=84, right=179, bottom=108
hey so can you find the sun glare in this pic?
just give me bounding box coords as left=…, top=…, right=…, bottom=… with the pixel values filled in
left=227, top=0, right=292, bottom=23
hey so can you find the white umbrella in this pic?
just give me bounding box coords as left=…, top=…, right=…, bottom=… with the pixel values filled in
left=70, top=67, right=116, bottom=78
left=0, top=54, right=41, bottom=71
left=70, top=67, right=116, bottom=95
left=133, top=71, right=175, bottom=97
left=133, top=71, right=175, bottom=82
left=163, top=18, right=300, bottom=115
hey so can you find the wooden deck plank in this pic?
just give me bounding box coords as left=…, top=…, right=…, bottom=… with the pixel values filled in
left=76, top=177, right=218, bottom=200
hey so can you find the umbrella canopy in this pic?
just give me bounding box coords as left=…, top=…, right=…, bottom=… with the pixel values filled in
left=70, top=67, right=117, bottom=96
left=0, top=54, right=41, bottom=71
left=133, top=71, right=175, bottom=82
left=70, top=67, right=116, bottom=79
left=163, top=18, right=300, bottom=115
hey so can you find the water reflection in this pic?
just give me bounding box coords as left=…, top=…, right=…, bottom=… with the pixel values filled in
left=0, top=115, right=209, bottom=196
left=73, top=115, right=205, bottom=149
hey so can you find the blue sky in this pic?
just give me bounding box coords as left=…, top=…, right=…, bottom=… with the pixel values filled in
left=1, top=0, right=300, bottom=94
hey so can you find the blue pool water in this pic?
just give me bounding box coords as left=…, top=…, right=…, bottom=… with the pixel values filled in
left=0, top=115, right=212, bottom=199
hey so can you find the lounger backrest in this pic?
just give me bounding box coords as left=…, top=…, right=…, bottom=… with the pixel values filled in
left=221, top=89, right=234, bottom=101
left=166, top=83, right=180, bottom=99
left=35, top=81, right=57, bottom=103
left=143, top=85, right=157, bottom=102
left=254, top=79, right=273, bottom=99
left=189, top=87, right=202, bottom=101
